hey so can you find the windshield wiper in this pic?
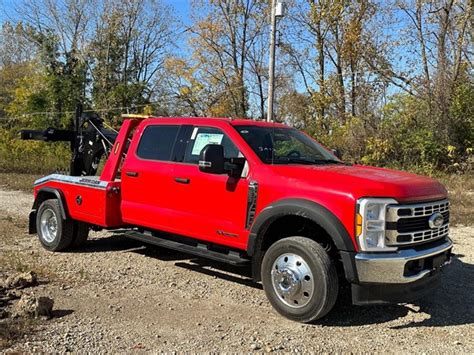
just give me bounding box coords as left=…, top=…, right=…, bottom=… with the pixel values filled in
left=273, top=157, right=342, bottom=165
left=269, top=157, right=315, bottom=165
left=311, top=159, right=345, bottom=165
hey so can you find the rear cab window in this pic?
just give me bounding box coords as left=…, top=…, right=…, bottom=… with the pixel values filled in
left=136, top=125, right=180, bottom=161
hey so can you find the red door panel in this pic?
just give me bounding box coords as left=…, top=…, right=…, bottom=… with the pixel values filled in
left=121, top=121, right=251, bottom=251
left=170, top=163, right=249, bottom=249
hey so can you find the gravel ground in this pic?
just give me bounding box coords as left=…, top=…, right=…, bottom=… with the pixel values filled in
left=0, top=187, right=473, bottom=353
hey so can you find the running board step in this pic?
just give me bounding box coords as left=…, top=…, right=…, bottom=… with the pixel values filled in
left=125, top=231, right=250, bottom=266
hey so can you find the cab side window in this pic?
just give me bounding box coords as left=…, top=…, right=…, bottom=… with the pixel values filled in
left=184, top=126, right=240, bottom=164
left=136, top=125, right=180, bottom=161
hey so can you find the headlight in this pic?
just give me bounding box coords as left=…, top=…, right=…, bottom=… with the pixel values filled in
left=356, top=198, right=398, bottom=252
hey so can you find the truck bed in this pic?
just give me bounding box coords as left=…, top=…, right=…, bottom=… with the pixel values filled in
left=34, top=174, right=123, bottom=228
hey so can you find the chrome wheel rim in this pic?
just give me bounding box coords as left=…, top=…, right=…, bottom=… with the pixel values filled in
left=40, top=208, right=58, bottom=243
left=271, top=253, right=314, bottom=308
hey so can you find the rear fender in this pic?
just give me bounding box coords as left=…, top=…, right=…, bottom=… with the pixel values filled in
left=29, top=187, right=68, bottom=234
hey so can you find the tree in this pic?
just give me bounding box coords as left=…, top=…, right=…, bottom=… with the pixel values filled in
left=15, top=0, right=93, bottom=126
left=367, top=0, right=473, bottom=146
left=285, top=0, right=378, bottom=130
left=187, top=0, right=269, bottom=118
left=90, top=0, right=176, bottom=116
left=0, top=22, right=38, bottom=119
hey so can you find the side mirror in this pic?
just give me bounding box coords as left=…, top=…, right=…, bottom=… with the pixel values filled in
left=199, top=144, right=225, bottom=174
left=331, top=148, right=342, bottom=159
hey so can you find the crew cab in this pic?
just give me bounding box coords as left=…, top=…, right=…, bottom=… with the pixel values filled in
left=29, top=116, right=452, bottom=322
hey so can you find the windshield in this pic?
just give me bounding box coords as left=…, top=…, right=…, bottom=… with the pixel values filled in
left=235, top=125, right=341, bottom=165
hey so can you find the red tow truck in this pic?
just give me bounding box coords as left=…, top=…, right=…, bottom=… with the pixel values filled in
left=27, top=115, right=452, bottom=322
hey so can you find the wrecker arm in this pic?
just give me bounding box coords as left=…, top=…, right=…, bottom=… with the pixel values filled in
left=20, top=106, right=118, bottom=176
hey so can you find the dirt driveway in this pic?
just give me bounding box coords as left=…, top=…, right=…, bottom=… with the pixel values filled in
left=0, top=188, right=473, bottom=353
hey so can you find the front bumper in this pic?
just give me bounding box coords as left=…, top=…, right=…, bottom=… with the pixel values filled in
left=339, top=238, right=453, bottom=305
left=354, top=238, right=452, bottom=284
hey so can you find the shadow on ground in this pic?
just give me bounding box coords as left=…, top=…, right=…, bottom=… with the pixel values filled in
left=77, top=234, right=474, bottom=328
left=52, top=309, right=74, bottom=318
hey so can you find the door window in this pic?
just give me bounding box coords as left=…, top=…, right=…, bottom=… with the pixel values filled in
left=184, top=127, right=240, bottom=164
left=136, top=125, right=180, bottom=161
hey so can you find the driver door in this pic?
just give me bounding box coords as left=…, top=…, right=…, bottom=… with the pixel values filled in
left=170, top=126, right=250, bottom=250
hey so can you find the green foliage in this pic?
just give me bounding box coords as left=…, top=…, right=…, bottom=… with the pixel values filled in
left=25, top=29, right=88, bottom=128
left=361, top=95, right=441, bottom=171
left=448, top=82, right=474, bottom=169
left=0, top=127, right=70, bottom=174
left=312, top=92, right=473, bottom=175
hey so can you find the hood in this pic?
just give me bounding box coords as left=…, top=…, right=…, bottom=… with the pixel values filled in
left=269, top=164, right=447, bottom=203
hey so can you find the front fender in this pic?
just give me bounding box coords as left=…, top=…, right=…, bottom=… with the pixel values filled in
left=246, top=198, right=358, bottom=282
left=247, top=198, right=356, bottom=255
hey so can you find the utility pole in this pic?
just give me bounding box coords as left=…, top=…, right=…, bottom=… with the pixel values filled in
left=266, top=0, right=285, bottom=122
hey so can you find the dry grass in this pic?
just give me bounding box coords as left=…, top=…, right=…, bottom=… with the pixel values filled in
left=0, top=173, right=42, bottom=193
left=0, top=215, right=41, bottom=351
left=0, top=216, right=58, bottom=280
left=0, top=319, right=37, bottom=350
left=0, top=251, right=58, bottom=281
left=437, top=174, right=474, bottom=226
left=0, top=215, right=27, bottom=244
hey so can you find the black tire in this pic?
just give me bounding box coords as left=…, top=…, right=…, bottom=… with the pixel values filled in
left=261, top=236, right=338, bottom=323
left=36, top=199, right=74, bottom=252
left=72, top=221, right=89, bottom=248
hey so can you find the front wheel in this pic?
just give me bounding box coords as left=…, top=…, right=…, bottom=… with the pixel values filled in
left=261, top=237, right=339, bottom=323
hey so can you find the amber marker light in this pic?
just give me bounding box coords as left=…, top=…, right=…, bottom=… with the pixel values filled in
left=356, top=213, right=363, bottom=237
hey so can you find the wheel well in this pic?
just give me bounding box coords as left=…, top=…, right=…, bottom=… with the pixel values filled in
left=261, top=215, right=336, bottom=255
left=33, top=189, right=67, bottom=219
left=252, top=215, right=340, bottom=281
left=34, top=191, right=57, bottom=209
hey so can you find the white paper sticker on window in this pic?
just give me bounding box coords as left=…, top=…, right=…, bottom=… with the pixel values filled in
left=191, top=133, right=224, bottom=155
left=191, top=127, right=199, bottom=140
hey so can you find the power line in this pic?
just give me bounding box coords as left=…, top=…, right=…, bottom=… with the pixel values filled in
left=0, top=101, right=175, bottom=121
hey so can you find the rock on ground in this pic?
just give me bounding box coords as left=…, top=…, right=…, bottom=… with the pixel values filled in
left=10, top=294, right=54, bottom=319
left=3, top=271, right=37, bottom=289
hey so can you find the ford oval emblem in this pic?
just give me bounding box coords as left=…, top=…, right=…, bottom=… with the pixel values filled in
left=428, top=212, right=444, bottom=229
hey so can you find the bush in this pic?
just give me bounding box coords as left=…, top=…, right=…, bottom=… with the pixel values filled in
left=309, top=93, right=472, bottom=176
left=0, top=127, right=70, bottom=174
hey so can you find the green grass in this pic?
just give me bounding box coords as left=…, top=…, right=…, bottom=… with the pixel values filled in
left=0, top=130, right=70, bottom=175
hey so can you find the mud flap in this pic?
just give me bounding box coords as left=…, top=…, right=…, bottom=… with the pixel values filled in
left=29, top=210, right=37, bottom=234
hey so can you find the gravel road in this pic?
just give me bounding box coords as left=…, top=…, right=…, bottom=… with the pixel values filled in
left=0, top=187, right=473, bottom=353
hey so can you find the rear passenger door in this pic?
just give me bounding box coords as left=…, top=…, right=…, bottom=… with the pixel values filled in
left=121, top=124, right=192, bottom=231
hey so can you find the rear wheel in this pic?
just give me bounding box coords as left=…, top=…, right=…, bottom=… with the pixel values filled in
left=261, top=236, right=338, bottom=323
left=36, top=199, right=74, bottom=251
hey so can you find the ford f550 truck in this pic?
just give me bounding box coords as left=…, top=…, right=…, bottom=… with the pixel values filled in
left=28, top=115, right=452, bottom=322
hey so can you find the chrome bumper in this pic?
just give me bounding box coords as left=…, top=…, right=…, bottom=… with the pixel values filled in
left=355, top=238, right=453, bottom=284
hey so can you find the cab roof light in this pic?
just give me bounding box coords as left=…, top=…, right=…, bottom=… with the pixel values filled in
left=122, top=114, right=150, bottom=119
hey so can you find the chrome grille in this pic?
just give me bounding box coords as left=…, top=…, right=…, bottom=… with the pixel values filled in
left=386, top=199, right=450, bottom=246
left=396, top=210, right=450, bottom=233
